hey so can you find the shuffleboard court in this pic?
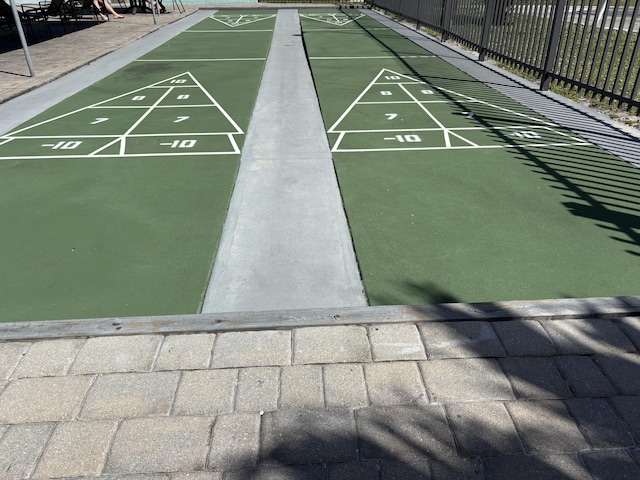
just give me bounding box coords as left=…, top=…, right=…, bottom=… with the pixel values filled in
left=0, top=10, right=276, bottom=322
left=302, top=8, right=640, bottom=306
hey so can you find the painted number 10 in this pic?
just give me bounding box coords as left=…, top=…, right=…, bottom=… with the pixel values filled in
left=390, top=134, right=421, bottom=143
left=163, top=139, right=197, bottom=149
left=48, top=141, right=82, bottom=150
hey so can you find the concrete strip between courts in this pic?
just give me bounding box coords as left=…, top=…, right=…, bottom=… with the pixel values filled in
left=202, top=9, right=367, bottom=313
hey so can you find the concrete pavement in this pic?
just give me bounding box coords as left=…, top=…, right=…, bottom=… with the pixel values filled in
left=2, top=5, right=640, bottom=479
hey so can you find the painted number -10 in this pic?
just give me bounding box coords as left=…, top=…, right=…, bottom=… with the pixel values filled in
left=391, top=134, right=421, bottom=143
left=163, top=139, right=197, bottom=149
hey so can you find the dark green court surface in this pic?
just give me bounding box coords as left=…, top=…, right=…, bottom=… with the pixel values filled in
left=0, top=8, right=637, bottom=322
left=0, top=11, right=276, bottom=322
left=301, top=9, right=640, bottom=306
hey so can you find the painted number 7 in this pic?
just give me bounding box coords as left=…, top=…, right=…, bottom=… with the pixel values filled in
left=385, top=113, right=398, bottom=120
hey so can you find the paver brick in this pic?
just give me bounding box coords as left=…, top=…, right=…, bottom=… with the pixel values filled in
left=293, top=326, right=372, bottom=364
left=554, top=355, right=616, bottom=397
left=506, top=400, right=589, bottom=453
left=261, top=408, right=358, bottom=464
left=429, top=457, right=484, bottom=479
left=379, top=460, right=430, bottom=480
left=482, top=453, right=591, bottom=480
left=80, top=371, right=180, bottom=420
left=566, top=398, right=635, bottom=448
left=235, top=367, right=280, bottom=413
left=172, top=473, right=222, bottom=480
left=418, top=321, right=505, bottom=359
left=11, top=338, right=84, bottom=379
left=492, top=320, right=557, bottom=356
left=0, top=423, right=54, bottom=479
left=356, top=404, right=456, bottom=461
left=279, top=365, right=324, bottom=409
left=32, top=420, right=118, bottom=479
left=207, top=413, right=261, bottom=471
left=581, top=449, right=640, bottom=479
left=499, top=357, right=573, bottom=399
left=368, top=324, right=426, bottom=361
left=70, top=335, right=163, bottom=374
left=172, top=369, right=237, bottom=416
left=593, top=353, right=640, bottom=395
left=101, top=475, right=169, bottom=479
left=609, top=396, right=640, bottom=441
left=541, top=318, right=635, bottom=354
left=419, top=358, right=514, bottom=403
left=223, top=465, right=325, bottom=480
left=328, top=461, right=380, bottom=479
left=0, top=342, right=29, bottom=379
left=323, top=363, right=368, bottom=408
left=364, top=362, right=427, bottom=406
left=105, top=416, right=213, bottom=475
left=446, top=401, right=523, bottom=456
left=0, top=375, right=93, bottom=423
left=155, top=334, right=215, bottom=371
left=211, top=331, right=291, bottom=368
left=614, top=317, right=640, bottom=351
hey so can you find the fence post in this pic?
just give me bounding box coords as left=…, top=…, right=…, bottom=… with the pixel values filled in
left=479, top=0, right=497, bottom=61
left=541, top=0, right=567, bottom=90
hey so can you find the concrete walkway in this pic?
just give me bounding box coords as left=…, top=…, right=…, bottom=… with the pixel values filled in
left=203, top=9, right=366, bottom=312
left=2, top=5, right=640, bottom=480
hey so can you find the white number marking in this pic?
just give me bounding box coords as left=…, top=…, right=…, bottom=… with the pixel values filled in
left=160, top=139, right=198, bottom=149
left=384, top=134, right=422, bottom=143
left=43, top=141, right=83, bottom=150
left=512, top=131, right=541, bottom=139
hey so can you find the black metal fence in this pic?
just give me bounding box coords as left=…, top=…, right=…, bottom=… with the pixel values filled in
left=367, top=0, right=640, bottom=111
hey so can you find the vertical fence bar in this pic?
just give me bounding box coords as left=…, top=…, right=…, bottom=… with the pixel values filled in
left=611, top=1, right=639, bottom=105
left=595, top=0, right=620, bottom=93
left=541, top=0, right=568, bottom=90
left=479, top=0, right=496, bottom=60
left=604, top=1, right=630, bottom=100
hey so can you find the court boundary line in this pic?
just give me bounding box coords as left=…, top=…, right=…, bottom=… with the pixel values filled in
left=0, top=71, right=245, bottom=160
left=327, top=68, right=586, bottom=152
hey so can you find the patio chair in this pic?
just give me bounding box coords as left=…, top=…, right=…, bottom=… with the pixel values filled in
left=0, top=0, right=51, bottom=42
left=42, top=0, right=83, bottom=32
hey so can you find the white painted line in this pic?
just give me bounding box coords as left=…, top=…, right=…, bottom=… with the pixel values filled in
left=134, top=58, right=267, bottom=62
left=0, top=152, right=240, bottom=161
left=309, top=55, right=435, bottom=60
left=185, top=29, right=274, bottom=33
left=332, top=142, right=591, bottom=153
left=209, top=13, right=276, bottom=28
left=0, top=72, right=245, bottom=161
left=435, top=85, right=557, bottom=126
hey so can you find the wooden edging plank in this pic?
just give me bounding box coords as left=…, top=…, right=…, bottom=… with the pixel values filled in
left=1, top=295, right=639, bottom=341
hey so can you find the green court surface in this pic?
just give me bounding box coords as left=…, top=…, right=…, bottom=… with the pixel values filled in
left=301, top=9, right=640, bottom=306
left=1, top=8, right=638, bottom=323
left=0, top=11, right=276, bottom=322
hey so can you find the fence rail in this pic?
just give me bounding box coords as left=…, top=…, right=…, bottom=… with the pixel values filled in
left=367, top=0, right=640, bottom=111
